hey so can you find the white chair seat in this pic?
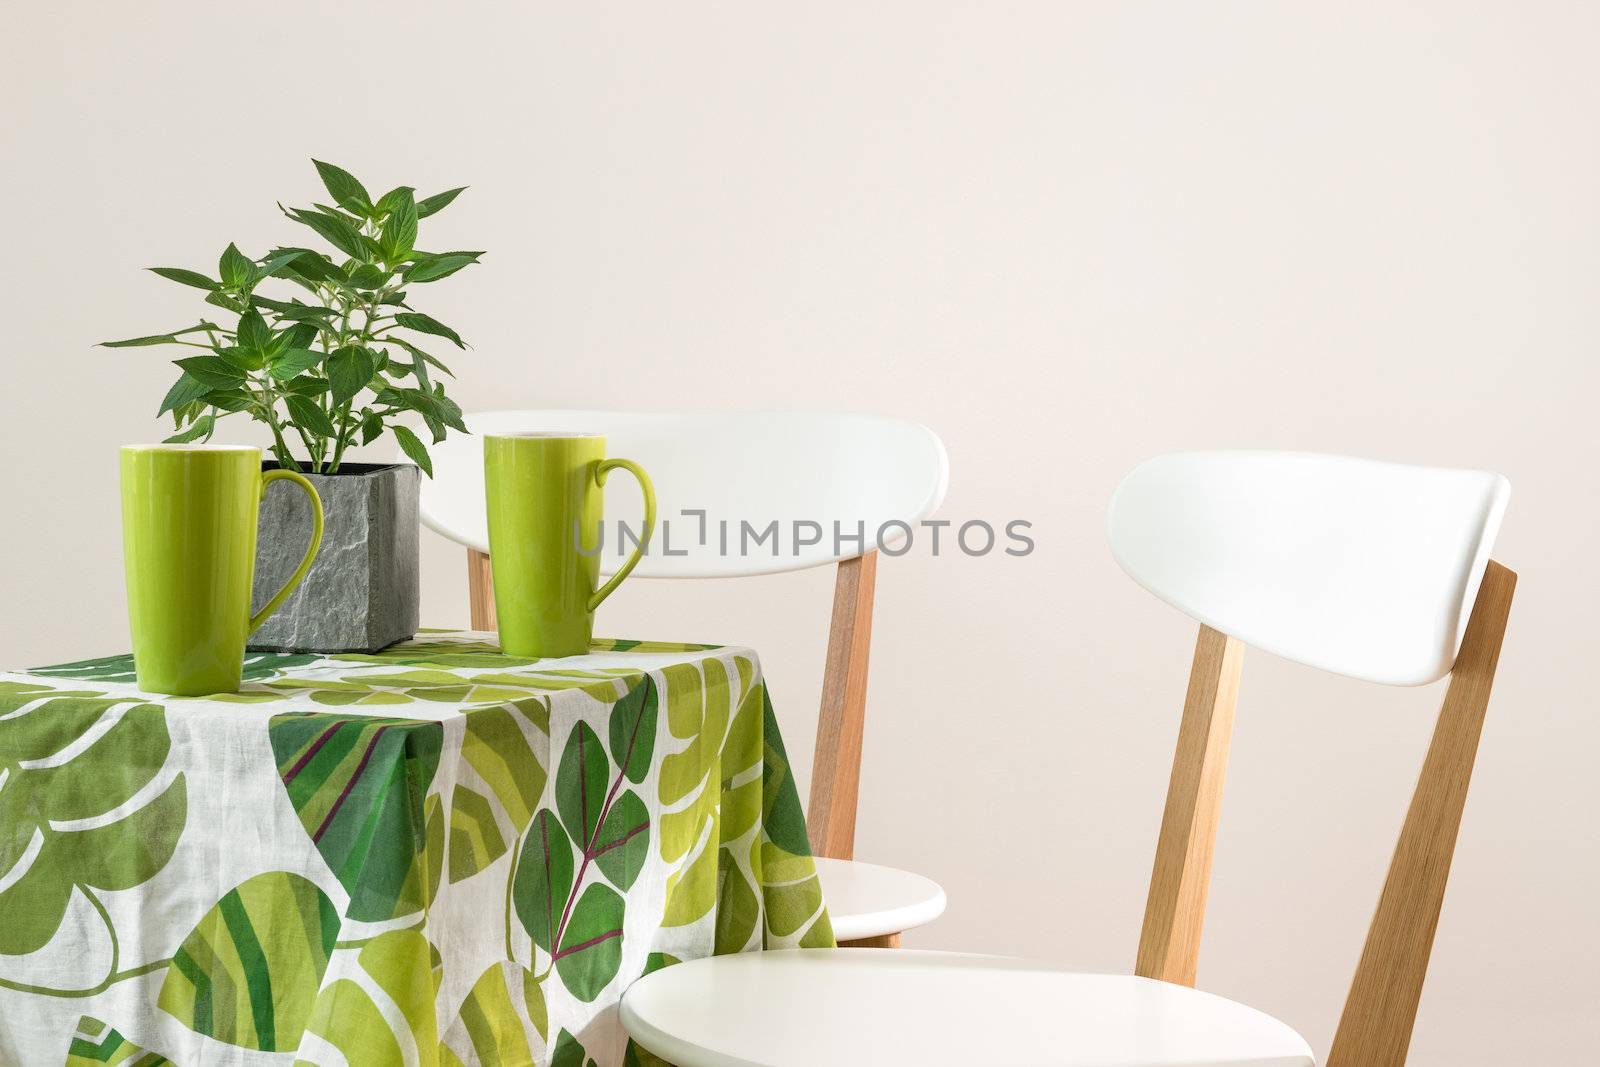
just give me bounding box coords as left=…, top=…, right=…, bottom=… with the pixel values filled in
left=621, top=949, right=1315, bottom=1067
left=813, top=857, right=946, bottom=941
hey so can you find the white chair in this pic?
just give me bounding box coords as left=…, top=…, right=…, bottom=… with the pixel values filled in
left=621, top=450, right=1516, bottom=1067
left=417, top=409, right=951, bottom=947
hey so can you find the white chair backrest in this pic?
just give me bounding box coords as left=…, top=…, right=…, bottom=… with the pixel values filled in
left=418, top=410, right=949, bottom=578
left=1108, top=451, right=1510, bottom=686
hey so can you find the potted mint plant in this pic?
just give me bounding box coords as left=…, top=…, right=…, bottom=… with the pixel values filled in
left=103, top=160, right=482, bottom=652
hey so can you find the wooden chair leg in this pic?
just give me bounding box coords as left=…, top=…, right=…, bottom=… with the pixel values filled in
left=807, top=552, right=877, bottom=860
left=467, top=548, right=496, bottom=631
left=1327, top=561, right=1516, bottom=1067
left=1135, top=624, right=1244, bottom=987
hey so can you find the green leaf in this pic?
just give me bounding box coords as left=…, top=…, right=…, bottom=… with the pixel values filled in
left=148, top=266, right=217, bottom=291
left=555, top=883, right=625, bottom=1002
left=282, top=322, right=320, bottom=350
left=714, top=857, right=759, bottom=952
left=204, top=291, right=246, bottom=314
left=313, top=159, right=373, bottom=215
left=380, top=188, right=418, bottom=261
left=176, top=355, right=246, bottom=388
left=513, top=809, right=573, bottom=952
left=300, top=929, right=439, bottom=1064
left=102, top=333, right=184, bottom=348
left=270, top=347, right=323, bottom=380
left=416, top=186, right=466, bottom=218
left=236, top=309, right=272, bottom=355
left=282, top=374, right=328, bottom=395
left=346, top=263, right=389, bottom=289
left=270, top=247, right=346, bottom=285
left=0, top=687, right=187, bottom=955
left=268, top=715, right=444, bottom=921
left=157, top=872, right=339, bottom=1051
left=360, top=410, right=383, bottom=444
left=215, top=345, right=264, bottom=373
left=100, top=323, right=214, bottom=348
left=204, top=389, right=254, bottom=413
left=285, top=395, right=336, bottom=436
left=393, top=311, right=465, bottom=348
left=283, top=205, right=365, bottom=259
left=556, top=720, right=608, bottom=848
left=441, top=962, right=548, bottom=1064
left=162, top=413, right=215, bottom=443
left=608, top=675, right=658, bottom=784
left=374, top=185, right=416, bottom=217
left=219, top=242, right=255, bottom=288
left=390, top=423, right=432, bottom=476
left=327, top=346, right=376, bottom=404
left=392, top=337, right=453, bottom=378
left=158, top=372, right=211, bottom=415
left=592, top=789, right=649, bottom=891
left=255, top=251, right=303, bottom=280
left=404, top=251, right=482, bottom=284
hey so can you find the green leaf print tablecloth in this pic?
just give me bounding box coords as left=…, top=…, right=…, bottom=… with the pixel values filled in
left=0, top=631, right=833, bottom=1066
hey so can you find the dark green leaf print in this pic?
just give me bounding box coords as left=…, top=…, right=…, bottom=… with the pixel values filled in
left=593, top=789, right=650, bottom=892
left=607, top=674, right=658, bottom=784
left=555, top=883, right=625, bottom=1002
left=556, top=721, right=608, bottom=848
left=268, top=712, right=443, bottom=921
left=513, top=809, right=574, bottom=953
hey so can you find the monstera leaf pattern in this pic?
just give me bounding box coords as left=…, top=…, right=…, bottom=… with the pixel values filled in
left=31, top=651, right=319, bottom=685
left=0, top=633, right=831, bottom=1067
left=0, top=680, right=186, bottom=957
left=269, top=713, right=444, bottom=921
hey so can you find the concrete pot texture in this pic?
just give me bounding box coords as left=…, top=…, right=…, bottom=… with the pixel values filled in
left=248, top=461, right=420, bottom=653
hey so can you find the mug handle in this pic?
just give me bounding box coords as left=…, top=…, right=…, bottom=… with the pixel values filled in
left=588, top=458, right=656, bottom=613
left=248, top=469, right=325, bottom=634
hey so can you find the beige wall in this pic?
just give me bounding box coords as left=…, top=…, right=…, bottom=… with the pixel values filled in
left=3, top=2, right=1597, bottom=1061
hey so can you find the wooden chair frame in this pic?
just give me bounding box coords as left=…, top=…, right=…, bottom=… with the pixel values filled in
left=467, top=546, right=887, bottom=938
left=1134, top=560, right=1516, bottom=1066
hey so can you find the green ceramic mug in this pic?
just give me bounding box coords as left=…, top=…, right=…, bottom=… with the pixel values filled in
left=121, top=445, right=323, bottom=695
left=484, top=433, right=656, bottom=658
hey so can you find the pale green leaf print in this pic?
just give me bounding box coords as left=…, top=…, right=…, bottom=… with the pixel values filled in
left=655, top=659, right=736, bottom=927
left=65, top=1016, right=174, bottom=1066
left=440, top=960, right=548, bottom=1066
left=158, top=871, right=339, bottom=1052
left=0, top=686, right=186, bottom=956
left=448, top=704, right=547, bottom=883
left=297, top=929, right=439, bottom=1067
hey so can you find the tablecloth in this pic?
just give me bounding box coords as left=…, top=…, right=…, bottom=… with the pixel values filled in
left=0, top=631, right=833, bottom=1066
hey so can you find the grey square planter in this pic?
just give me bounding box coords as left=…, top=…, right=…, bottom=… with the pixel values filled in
left=248, top=461, right=420, bottom=653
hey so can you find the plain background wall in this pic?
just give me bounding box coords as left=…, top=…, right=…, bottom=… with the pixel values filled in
left=3, top=2, right=1596, bottom=1061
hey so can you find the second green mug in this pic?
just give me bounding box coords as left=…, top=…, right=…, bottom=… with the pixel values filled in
left=484, top=433, right=656, bottom=658
left=122, top=444, right=323, bottom=695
